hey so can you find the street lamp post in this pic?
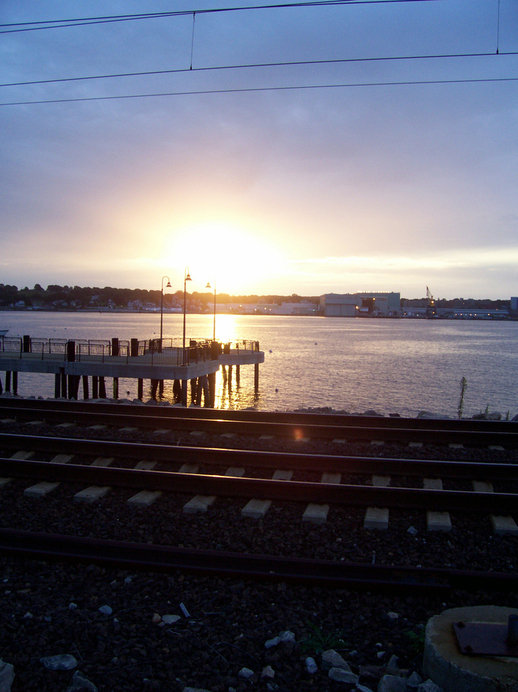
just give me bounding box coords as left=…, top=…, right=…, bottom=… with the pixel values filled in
left=160, top=275, right=172, bottom=350
left=182, top=268, right=191, bottom=365
left=206, top=280, right=216, bottom=341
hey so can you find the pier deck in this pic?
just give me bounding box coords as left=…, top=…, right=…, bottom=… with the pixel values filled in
left=0, top=336, right=264, bottom=403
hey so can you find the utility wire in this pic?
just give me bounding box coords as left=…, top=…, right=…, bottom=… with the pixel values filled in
left=0, top=0, right=437, bottom=33
left=2, top=74, right=517, bottom=107
left=2, top=50, right=516, bottom=89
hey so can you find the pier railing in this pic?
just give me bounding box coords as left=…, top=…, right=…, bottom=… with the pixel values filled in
left=0, top=336, right=260, bottom=367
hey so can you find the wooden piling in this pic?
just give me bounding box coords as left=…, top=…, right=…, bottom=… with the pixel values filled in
left=254, top=363, right=259, bottom=393
left=82, top=376, right=89, bottom=400
left=5, top=371, right=11, bottom=393
left=150, top=379, right=158, bottom=399
left=113, top=377, right=119, bottom=399
left=54, top=374, right=60, bottom=398
left=99, top=377, right=107, bottom=398
left=236, top=364, right=240, bottom=386
left=68, top=375, right=80, bottom=400
left=201, top=375, right=210, bottom=407
left=12, top=371, right=17, bottom=395
left=61, top=370, right=67, bottom=399
left=208, top=372, right=216, bottom=407
left=158, top=380, right=164, bottom=397
left=137, top=378, right=143, bottom=400
left=181, top=380, right=188, bottom=406
left=92, top=376, right=99, bottom=399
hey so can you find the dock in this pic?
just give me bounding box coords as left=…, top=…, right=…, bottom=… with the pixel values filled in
left=0, top=335, right=264, bottom=406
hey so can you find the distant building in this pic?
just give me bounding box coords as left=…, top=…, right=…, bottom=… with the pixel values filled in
left=511, top=297, right=518, bottom=316
left=320, top=292, right=401, bottom=317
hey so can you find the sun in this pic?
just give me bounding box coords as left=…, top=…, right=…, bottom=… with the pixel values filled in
left=168, top=222, right=283, bottom=294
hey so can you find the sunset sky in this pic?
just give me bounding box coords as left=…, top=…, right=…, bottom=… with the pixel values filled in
left=1, top=0, right=518, bottom=299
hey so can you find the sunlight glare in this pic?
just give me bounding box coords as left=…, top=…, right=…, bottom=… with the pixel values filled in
left=167, top=222, right=283, bottom=294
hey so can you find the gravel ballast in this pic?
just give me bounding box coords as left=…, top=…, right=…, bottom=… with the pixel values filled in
left=0, top=405, right=517, bottom=690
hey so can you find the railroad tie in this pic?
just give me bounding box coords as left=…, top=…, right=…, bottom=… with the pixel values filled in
left=302, top=472, right=341, bottom=525
left=24, top=453, right=74, bottom=497
left=73, top=457, right=114, bottom=503
left=127, top=461, right=162, bottom=506
left=183, top=466, right=245, bottom=514
left=241, top=469, right=293, bottom=519
left=1, top=450, right=35, bottom=487
left=472, top=480, right=518, bottom=536
left=363, top=475, right=390, bottom=530
left=423, top=478, right=452, bottom=532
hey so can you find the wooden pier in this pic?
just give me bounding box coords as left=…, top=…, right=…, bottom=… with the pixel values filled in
left=0, top=336, right=264, bottom=406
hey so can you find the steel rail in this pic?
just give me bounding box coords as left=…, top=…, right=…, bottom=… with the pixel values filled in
left=1, top=432, right=518, bottom=481
left=1, top=404, right=517, bottom=446
left=2, top=398, right=517, bottom=433
left=0, top=528, right=516, bottom=592
left=2, top=457, right=517, bottom=512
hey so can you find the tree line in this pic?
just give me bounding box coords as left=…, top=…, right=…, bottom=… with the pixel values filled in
left=0, top=284, right=320, bottom=309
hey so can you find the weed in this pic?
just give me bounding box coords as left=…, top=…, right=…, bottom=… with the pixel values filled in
left=299, top=623, right=349, bottom=655
left=404, top=627, right=425, bottom=657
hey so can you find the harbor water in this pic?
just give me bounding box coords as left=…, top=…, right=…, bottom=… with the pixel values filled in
left=1, top=311, right=517, bottom=419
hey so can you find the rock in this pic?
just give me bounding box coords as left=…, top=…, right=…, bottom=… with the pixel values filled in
left=261, top=665, right=275, bottom=679
left=417, top=411, right=450, bottom=420
left=41, top=654, right=78, bottom=671
left=386, top=612, right=399, bottom=621
left=356, top=685, right=374, bottom=692
left=162, top=614, right=181, bottom=625
left=385, top=654, right=399, bottom=672
left=279, top=630, right=295, bottom=643
left=407, top=671, right=423, bottom=688
left=67, top=670, right=98, bottom=691
left=328, top=667, right=359, bottom=684
left=238, top=667, right=254, bottom=680
left=377, top=674, right=407, bottom=692
left=152, top=613, right=162, bottom=624
left=98, top=605, right=112, bottom=615
left=264, top=636, right=280, bottom=649
left=305, top=657, right=318, bottom=674
left=321, top=649, right=351, bottom=671
left=417, top=681, right=443, bottom=692
left=407, top=525, right=418, bottom=536
left=0, top=659, right=15, bottom=692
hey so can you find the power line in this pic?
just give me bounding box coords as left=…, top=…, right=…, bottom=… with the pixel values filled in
left=2, top=50, right=517, bottom=89
left=0, top=0, right=438, bottom=34
left=2, top=74, right=517, bottom=108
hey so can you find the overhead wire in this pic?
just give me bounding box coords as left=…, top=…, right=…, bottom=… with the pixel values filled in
left=1, top=0, right=514, bottom=108
left=2, top=75, right=518, bottom=108
left=0, top=0, right=438, bottom=33
left=2, top=49, right=517, bottom=89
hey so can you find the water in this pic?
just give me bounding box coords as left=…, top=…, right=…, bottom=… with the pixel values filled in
left=1, top=311, right=517, bottom=418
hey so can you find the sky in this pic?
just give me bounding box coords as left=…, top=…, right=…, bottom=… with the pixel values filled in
left=1, top=0, right=518, bottom=299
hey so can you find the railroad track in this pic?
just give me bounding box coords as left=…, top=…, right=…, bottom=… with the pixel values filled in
left=0, top=400, right=517, bottom=592
left=1, top=399, right=518, bottom=448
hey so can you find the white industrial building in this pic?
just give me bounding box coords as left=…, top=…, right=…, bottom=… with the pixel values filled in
left=320, top=292, right=401, bottom=317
